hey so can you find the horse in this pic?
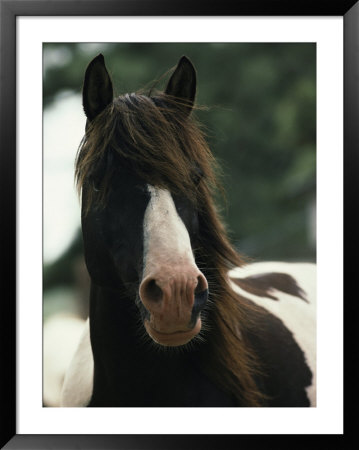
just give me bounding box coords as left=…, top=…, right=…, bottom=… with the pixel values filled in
left=60, top=54, right=316, bottom=407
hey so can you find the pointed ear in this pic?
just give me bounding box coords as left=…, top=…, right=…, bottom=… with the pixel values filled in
left=83, top=54, right=113, bottom=121
left=165, top=56, right=196, bottom=115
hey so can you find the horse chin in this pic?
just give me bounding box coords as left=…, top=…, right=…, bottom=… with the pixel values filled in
left=144, top=318, right=202, bottom=347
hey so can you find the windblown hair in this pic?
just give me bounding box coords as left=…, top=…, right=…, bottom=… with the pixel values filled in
left=76, top=93, right=219, bottom=214
left=75, top=91, right=264, bottom=406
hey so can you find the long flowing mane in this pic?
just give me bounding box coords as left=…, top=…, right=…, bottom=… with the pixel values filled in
left=75, top=91, right=264, bottom=406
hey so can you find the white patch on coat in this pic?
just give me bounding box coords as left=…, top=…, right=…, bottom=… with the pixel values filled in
left=142, top=185, right=196, bottom=276
left=60, top=318, right=94, bottom=407
left=229, top=262, right=316, bottom=406
left=43, top=314, right=87, bottom=407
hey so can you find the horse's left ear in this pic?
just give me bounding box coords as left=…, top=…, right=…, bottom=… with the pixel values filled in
left=165, top=56, right=196, bottom=115
left=83, top=54, right=113, bottom=121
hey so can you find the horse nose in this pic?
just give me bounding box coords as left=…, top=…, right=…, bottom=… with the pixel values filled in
left=139, top=270, right=208, bottom=317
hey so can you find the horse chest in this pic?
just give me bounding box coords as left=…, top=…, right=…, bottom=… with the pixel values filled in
left=90, top=340, right=236, bottom=407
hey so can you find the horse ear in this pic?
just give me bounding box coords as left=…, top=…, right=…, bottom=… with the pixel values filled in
left=83, top=54, right=113, bottom=121
left=165, top=56, right=196, bottom=115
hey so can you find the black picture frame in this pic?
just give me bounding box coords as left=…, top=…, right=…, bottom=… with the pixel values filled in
left=1, top=1, right=357, bottom=448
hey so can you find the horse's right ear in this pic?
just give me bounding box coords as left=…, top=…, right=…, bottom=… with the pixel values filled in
left=83, top=54, right=113, bottom=121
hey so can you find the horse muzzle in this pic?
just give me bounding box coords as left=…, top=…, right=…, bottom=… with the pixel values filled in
left=139, top=268, right=208, bottom=346
left=144, top=317, right=202, bottom=346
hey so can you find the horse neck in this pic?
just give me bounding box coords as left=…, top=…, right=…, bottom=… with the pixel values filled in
left=88, top=281, right=147, bottom=405
left=89, top=281, right=141, bottom=355
left=87, top=280, right=238, bottom=407
left=87, top=281, right=168, bottom=403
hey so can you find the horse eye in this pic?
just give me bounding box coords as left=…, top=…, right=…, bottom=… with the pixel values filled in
left=90, top=178, right=102, bottom=192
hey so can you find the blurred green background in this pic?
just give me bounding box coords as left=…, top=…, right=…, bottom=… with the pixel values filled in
left=43, top=42, right=316, bottom=321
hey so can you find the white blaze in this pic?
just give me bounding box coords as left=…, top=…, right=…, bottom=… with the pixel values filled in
left=142, top=185, right=195, bottom=278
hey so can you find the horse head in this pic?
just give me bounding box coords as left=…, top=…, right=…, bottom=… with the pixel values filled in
left=78, top=54, right=210, bottom=347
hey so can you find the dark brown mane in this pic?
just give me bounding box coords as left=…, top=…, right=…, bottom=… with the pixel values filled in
left=75, top=92, right=219, bottom=214
left=75, top=91, right=264, bottom=406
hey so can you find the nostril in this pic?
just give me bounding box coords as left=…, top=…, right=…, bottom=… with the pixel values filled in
left=142, top=278, right=163, bottom=304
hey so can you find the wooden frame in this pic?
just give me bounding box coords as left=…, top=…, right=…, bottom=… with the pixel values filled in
left=1, top=0, right=357, bottom=448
